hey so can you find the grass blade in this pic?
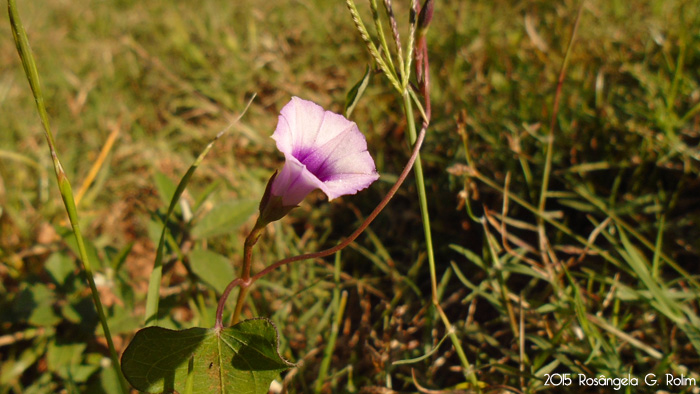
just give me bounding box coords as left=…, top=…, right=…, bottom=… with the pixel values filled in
left=8, top=0, right=128, bottom=391
left=144, top=94, right=255, bottom=326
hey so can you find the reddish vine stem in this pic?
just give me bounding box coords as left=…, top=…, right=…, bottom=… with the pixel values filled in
left=215, top=278, right=243, bottom=330
left=229, top=226, right=264, bottom=325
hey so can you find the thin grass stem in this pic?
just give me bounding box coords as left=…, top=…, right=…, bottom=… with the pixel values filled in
left=382, top=0, right=404, bottom=82
left=536, top=2, right=584, bottom=286
left=666, top=38, right=686, bottom=116
left=400, top=93, right=436, bottom=301
left=402, top=91, right=477, bottom=386
left=8, top=1, right=128, bottom=391
left=315, top=253, right=347, bottom=393
left=404, top=0, right=418, bottom=90
left=369, top=0, right=397, bottom=78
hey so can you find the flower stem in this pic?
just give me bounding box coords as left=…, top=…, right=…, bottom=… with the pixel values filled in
left=214, top=219, right=264, bottom=329
left=230, top=285, right=250, bottom=326
left=229, top=222, right=265, bottom=325
left=401, top=91, right=436, bottom=301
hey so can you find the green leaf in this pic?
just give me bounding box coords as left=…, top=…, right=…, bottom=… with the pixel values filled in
left=121, top=318, right=293, bottom=394
left=60, top=226, right=103, bottom=270
left=392, top=328, right=451, bottom=365
left=194, top=180, right=222, bottom=213
left=45, top=252, right=75, bottom=286
left=449, top=244, right=485, bottom=269
left=618, top=227, right=683, bottom=322
left=107, top=304, right=142, bottom=335
left=154, top=172, right=179, bottom=211
left=344, top=64, right=371, bottom=117
left=98, top=361, right=124, bottom=394
left=13, top=283, right=61, bottom=326
left=47, top=340, right=99, bottom=383
left=502, top=262, right=547, bottom=281
left=47, top=341, right=86, bottom=372
left=192, top=200, right=258, bottom=239
left=109, top=242, right=134, bottom=272
left=189, top=249, right=235, bottom=294
left=0, top=338, right=47, bottom=385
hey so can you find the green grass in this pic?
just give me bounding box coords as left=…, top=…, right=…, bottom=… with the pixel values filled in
left=2, top=0, right=700, bottom=393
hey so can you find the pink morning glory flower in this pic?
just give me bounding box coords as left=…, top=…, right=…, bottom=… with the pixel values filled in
left=269, top=97, right=379, bottom=207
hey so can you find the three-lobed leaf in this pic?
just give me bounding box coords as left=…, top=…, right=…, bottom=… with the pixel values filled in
left=122, top=318, right=293, bottom=394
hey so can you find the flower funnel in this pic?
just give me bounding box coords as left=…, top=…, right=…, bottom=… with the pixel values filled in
left=269, top=97, right=379, bottom=208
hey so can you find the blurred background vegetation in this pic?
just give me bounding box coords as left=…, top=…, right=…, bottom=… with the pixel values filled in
left=1, top=0, right=699, bottom=392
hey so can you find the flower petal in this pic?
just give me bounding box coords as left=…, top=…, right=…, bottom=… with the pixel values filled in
left=271, top=155, right=326, bottom=206
left=321, top=172, right=381, bottom=200
left=272, top=97, right=321, bottom=157
left=272, top=97, right=358, bottom=160
left=270, top=97, right=379, bottom=206
left=301, top=124, right=368, bottom=179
